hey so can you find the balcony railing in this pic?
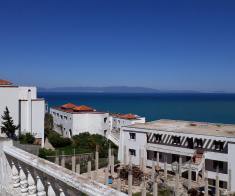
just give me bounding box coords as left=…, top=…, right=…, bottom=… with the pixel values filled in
left=0, top=138, right=126, bottom=196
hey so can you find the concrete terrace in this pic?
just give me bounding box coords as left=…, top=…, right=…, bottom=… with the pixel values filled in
left=126, top=119, right=235, bottom=137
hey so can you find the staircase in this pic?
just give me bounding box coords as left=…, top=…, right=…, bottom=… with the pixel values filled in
left=107, top=130, right=120, bottom=146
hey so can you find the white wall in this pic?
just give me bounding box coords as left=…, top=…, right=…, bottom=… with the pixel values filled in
left=228, top=143, right=235, bottom=191
left=32, top=100, right=45, bottom=139
left=118, top=129, right=146, bottom=165
left=50, top=108, right=109, bottom=137
left=0, top=86, right=44, bottom=140
left=73, top=113, right=109, bottom=136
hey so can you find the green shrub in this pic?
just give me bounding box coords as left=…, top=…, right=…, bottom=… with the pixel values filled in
left=48, top=131, right=72, bottom=148
left=72, top=132, right=117, bottom=158
left=19, top=133, right=35, bottom=144
left=39, top=148, right=55, bottom=159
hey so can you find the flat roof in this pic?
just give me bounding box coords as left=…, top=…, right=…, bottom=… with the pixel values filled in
left=127, top=119, right=235, bottom=137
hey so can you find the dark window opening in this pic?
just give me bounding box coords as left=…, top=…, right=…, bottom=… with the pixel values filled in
left=129, top=133, right=136, bottom=140
left=154, top=134, right=162, bottom=142
left=129, top=149, right=136, bottom=156
left=195, top=138, right=203, bottom=148
left=187, top=138, right=194, bottom=149
left=172, top=136, right=181, bottom=145
left=214, top=141, right=224, bottom=151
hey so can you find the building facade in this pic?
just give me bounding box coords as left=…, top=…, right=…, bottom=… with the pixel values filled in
left=50, top=103, right=109, bottom=137
left=118, top=119, right=235, bottom=191
left=0, top=79, right=45, bottom=143
left=109, top=113, right=145, bottom=132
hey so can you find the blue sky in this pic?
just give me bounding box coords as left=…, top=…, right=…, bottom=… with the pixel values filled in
left=0, top=0, right=235, bottom=92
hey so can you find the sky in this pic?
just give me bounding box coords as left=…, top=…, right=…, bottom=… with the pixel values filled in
left=0, top=0, right=235, bottom=92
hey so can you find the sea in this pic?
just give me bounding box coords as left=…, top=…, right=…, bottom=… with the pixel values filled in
left=39, top=92, right=235, bottom=124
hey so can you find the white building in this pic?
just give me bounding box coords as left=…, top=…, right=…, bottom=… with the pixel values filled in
left=50, top=103, right=109, bottom=137
left=109, top=113, right=145, bottom=132
left=119, top=119, right=235, bottom=191
left=0, top=79, right=45, bottom=144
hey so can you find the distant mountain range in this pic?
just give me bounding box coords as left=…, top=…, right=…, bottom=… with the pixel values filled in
left=38, top=86, right=202, bottom=93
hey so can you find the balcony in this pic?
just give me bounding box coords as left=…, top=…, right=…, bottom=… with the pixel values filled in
left=0, top=138, right=126, bottom=196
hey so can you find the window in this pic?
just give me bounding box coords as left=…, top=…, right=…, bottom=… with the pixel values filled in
left=64, top=116, right=67, bottom=120
left=214, top=141, right=224, bottom=151
left=172, top=136, right=181, bottom=145
left=129, top=133, right=136, bottom=140
left=60, top=115, right=63, bottom=119
left=187, top=138, right=194, bottom=149
left=195, top=138, right=203, bottom=148
left=154, top=134, right=162, bottom=142
left=104, top=117, right=107, bottom=123
left=213, top=161, right=223, bottom=171
left=129, top=149, right=136, bottom=156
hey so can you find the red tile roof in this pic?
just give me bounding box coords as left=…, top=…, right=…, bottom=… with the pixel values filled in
left=61, top=103, right=77, bottom=109
left=58, top=103, right=95, bottom=113
left=73, top=105, right=94, bottom=112
left=0, top=79, right=12, bottom=85
left=112, top=113, right=139, bottom=120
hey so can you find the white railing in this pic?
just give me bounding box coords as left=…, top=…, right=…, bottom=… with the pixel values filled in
left=0, top=138, right=126, bottom=196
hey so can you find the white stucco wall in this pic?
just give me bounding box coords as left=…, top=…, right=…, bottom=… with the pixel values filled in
left=118, top=128, right=147, bottom=165
left=32, top=100, right=45, bottom=138
left=228, top=143, right=235, bottom=191
left=0, top=86, right=44, bottom=140
left=73, top=113, right=109, bottom=136
left=51, top=108, right=109, bottom=137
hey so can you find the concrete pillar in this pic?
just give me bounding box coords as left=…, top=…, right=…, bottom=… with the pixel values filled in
left=164, top=155, right=167, bottom=181
left=72, top=156, right=76, bottom=172
left=105, top=167, right=109, bottom=185
left=205, top=171, right=208, bottom=196
left=179, top=156, right=182, bottom=177
left=156, top=152, right=159, bottom=166
left=87, top=161, right=91, bottom=179
left=61, top=151, right=65, bottom=168
left=108, top=146, right=112, bottom=170
left=141, top=178, right=146, bottom=196
left=129, top=155, right=132, bottom=169
left=139, top=148, right=142, bottom=168
left=202, top=161, right=205, bottom=182
left=216, top=173, right=220, bottom=196
left=153, top=180, right=158, bottom=196
left=55, top=155, right=59, bottom=165
left=95, top=150, right=99, bottom=171
left=151, top=160, right=155, bottom=182
left=111, top=155, right=115, bottom=176
left=76, top=164, right=80, bottom=175
left=142, top=149, right=146, bottom=173
left=188, top=162, right=192, bottom=190
left=117, top=178, right=121, bottom=192
left=124, top=145, right=127, bottom=165
left=228, top=169, right=231, bottom=194
left=175, top=173, right=179, bottom=196
left=128, top=171, right=132, bottom=196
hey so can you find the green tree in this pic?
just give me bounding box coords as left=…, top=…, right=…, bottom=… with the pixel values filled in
left=44, top=113, right=54, bottom=137
left=1, top=107, right=19, bottom=140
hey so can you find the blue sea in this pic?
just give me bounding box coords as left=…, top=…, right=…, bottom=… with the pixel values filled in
left=39, top=92, right=235, bottom=124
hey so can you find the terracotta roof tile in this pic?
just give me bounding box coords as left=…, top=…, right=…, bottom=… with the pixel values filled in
left=61, top=103, right=77, bottom=109
left=73, top=105, right=94, bottom=112
left=0, top=79, right=12, bottom=85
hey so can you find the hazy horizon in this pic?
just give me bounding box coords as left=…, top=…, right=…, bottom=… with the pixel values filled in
left=1, top=0, right=235, bottom=92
